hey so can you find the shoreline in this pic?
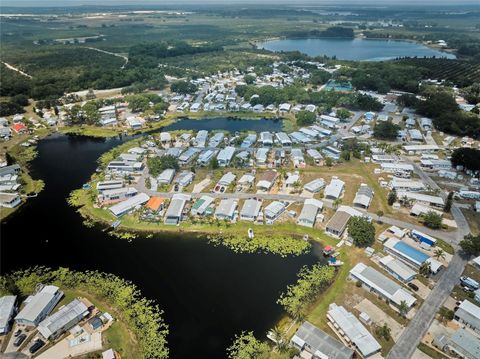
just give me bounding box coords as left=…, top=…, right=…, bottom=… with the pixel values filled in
left=0, top=128, right=52, bottom=222
left=59, top=112, right=284, bottom=139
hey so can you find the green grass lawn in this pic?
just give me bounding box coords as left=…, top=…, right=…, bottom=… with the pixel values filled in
left=418, top=343, right=449, bottom=359
left=59, top=288, right=140, bottom=359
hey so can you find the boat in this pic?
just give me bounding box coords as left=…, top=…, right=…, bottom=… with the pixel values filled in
left=323, top=245, right=334, bottom=256
left=328, top=257, right=343, bottom=266
left=82, top=183, right=91, bottom=190
left=248, top=228, right=254, bottom=239
left=303, top=234, right=309, bottom=241
left=111, top=220, right=121, bottom=229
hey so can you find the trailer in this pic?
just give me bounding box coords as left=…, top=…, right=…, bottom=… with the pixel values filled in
left=411, top=229, right=437, bottom=247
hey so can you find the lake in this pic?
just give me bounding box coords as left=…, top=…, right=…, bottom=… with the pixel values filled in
left=0, top=119, right=319, bottom=358
left=257, top=38, right=456, bottom=61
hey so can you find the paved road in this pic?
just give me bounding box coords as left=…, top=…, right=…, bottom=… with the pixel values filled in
left=388, top=250, right=468, bottom=359
left=135, top=170, right=458, bottom=243
left=387, top=162, right=471, bottom=359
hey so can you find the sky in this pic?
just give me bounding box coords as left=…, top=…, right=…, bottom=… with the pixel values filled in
left=1, top=0, right=479, bottom=7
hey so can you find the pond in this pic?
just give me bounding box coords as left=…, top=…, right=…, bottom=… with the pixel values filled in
left=0, top=119, right=320, bottom=358
left=257, top=38, right=456, bottom=61
left=164, top=116, right=283, bottom=132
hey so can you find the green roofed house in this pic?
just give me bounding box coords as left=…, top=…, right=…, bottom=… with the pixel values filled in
left=190, top=195, right=215, bottom=216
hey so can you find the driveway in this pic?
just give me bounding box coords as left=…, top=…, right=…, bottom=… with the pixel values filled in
left=354, top=299, right=404, bottom=341
left=36, top=332, right=102, bottom=359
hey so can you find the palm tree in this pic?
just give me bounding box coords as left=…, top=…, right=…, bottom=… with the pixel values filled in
left=376, top=210, right=384, bottom=223
left=398, top=300, right=409, bottom=318
left=434, top=248, right=446, bottom=261
left=419, top=262, right=431, bottom=277
left=333, top=198, right=342, bottom=209
left=270, top=326, right=288, bottom=353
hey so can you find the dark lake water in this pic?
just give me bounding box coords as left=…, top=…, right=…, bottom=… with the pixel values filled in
left=257, top=38, right=456, bottom=61
left=164, top=117, right=283, bottom=132
left=0, top=118, right=319, bottom=358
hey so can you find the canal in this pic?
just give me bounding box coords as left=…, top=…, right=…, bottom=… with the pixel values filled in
left=1, top=118, right=320, bottom=358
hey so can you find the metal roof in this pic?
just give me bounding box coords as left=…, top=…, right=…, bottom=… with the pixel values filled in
left=327, top=304, right=381, bottom=358
left=350, top=263, right=416, bottom=307
left=325, top=178, right=345, bottom=199
left=449, top=328, right=480, bottom=359
left=0, top=296, right=16, bottom=330
left=15, top=285, right=62, bottom=324
left=38, top=299, right=88, bottom=338
left=292, top=321, right=353, bottom=359
left=240, top=199, right=262, bottom=219
left=109, top=193, right=150, bottom=217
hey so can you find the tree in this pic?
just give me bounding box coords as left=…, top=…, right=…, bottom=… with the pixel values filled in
left=460, top=234, right=480, bottom=256
left=376, top=210, right=384, bottom=223
left=336, top=108, right=351, bottom=119
left=444, top=192, right=453, bottom=213
left=296, top=110, right=316, bottom=126
left=348, top=216, right=375, bottom=247
left=434, top=248, right=446, bottom=261
left=419, top=262, right=431, bottom=277
left=340, top=150, right=351, bottom=161
left=373, top=121, right=400, bottom=140
left=277, top=264, right=335, bottom=319
left=461, top=83, right=480, bottom=104
left=270, top=327, right=288, bottom=353
left=325, top=157, right=333, bottom=167
left=170, top=81, right=197, bottom=95
left=438, top=306, right=455, bottom=324
left=422, top=211, right=442, bottom=229
left=244, top=74, right=256, bottom=85
left=398, top=300, right=409, bottom=317
left=147, top=155, right=179, bottom=177
left=126, top=94, right=151, bottom=112
left=226, top=331, right=270, bottom=359
left=332, top=198, right=342, bottom=209
left=451, top=148, right=480, bottom=174
left=387, top=190, right=397, bottom=206
left=209, top=158, right=219, bottom=170
left=375, top=323, right=391, bottom=341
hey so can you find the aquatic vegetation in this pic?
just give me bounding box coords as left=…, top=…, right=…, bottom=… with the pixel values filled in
left=208, top=233, right=310, bottom=257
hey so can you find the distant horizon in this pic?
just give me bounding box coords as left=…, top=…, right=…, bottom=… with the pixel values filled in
left=1, top=0, right=480, bottom=8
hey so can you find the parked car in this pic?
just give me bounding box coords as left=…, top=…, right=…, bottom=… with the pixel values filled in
left=13, top=334, right=26, bottom=347
left=29, top=339, right=45, bottom=354
left=14, top=329, right=22, bottom=337
left=460, top=276, right=479, bottom=290
left=408, top=282, right=419, bottom=291
left=463, top=286, right=473, bottom=292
